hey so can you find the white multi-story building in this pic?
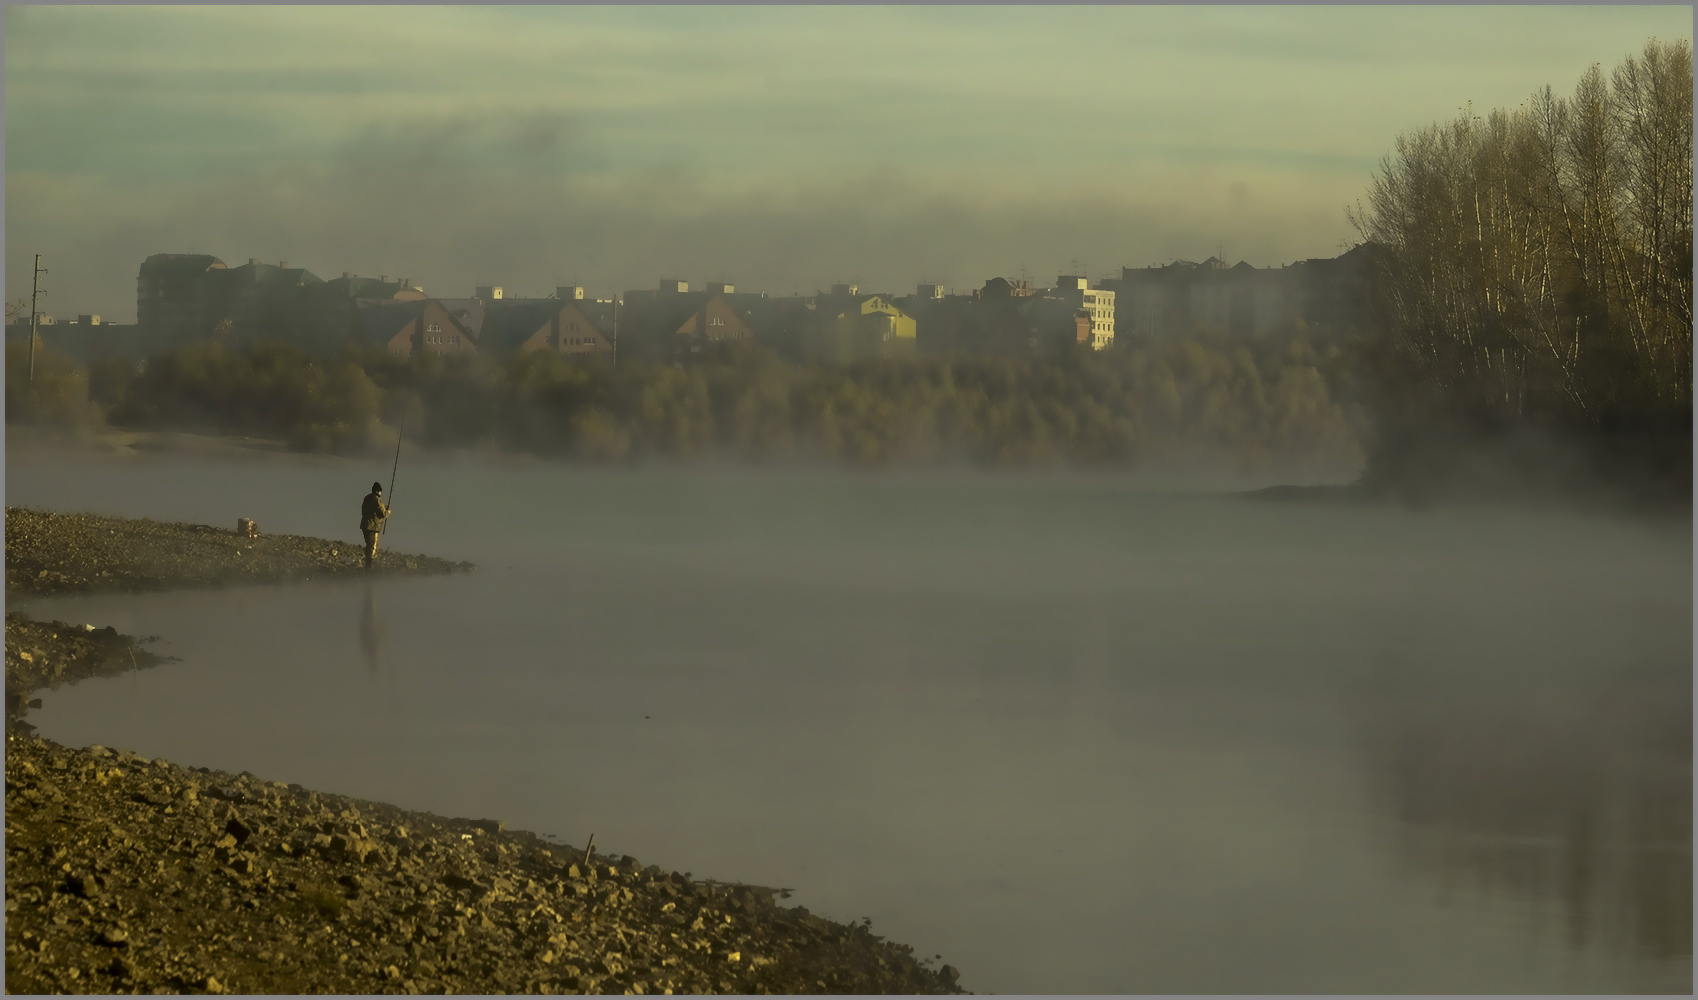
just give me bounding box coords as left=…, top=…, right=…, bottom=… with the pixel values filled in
left=1053, top=275, right=1115, bottom=349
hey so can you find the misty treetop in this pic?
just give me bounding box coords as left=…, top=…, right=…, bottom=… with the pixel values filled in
left=18, top=334, right=1364, bottom=473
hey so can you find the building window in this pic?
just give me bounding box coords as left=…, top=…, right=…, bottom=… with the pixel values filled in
left=427, top=323, right=442, bottom=333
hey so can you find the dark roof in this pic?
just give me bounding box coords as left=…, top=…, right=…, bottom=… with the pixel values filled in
left=481, top=299, right=560, bottom=353
left=481, top=298, right=616, bottom=352
left=434, top=298, right=486, bottom=339
left=812, top=291, right=908, bottom=319
left=354, top=300, right=430, bottom=347
left=218, top=262, right=326, bottom=289
left=139, top=253, right=226, bottom=280
left=327, top=275, right=421, bottom=300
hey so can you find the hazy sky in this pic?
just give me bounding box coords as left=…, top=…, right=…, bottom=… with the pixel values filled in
left=5, top=5, right=1690, bottom=320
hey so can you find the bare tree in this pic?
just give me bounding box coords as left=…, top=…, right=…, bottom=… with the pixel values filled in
left=1351, top=38, right=1693, bottom=430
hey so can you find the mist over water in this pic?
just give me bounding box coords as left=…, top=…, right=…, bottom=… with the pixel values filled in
left=7, top=450, right=1690, bottom=993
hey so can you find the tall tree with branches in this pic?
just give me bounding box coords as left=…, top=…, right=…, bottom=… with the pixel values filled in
left=1350, top=38, right=1692, bottom=435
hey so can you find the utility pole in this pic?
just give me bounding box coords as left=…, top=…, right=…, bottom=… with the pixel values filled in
left=28, top=254, right=46, bottom=387
left=612, top=294, right=620, bottom=367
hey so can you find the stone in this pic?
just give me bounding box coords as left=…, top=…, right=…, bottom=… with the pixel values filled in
left=939, top=964, right=960, bottom=984
left=4, top=721, right=964, bottom=998
left=95, top=927, right=130, bottom=948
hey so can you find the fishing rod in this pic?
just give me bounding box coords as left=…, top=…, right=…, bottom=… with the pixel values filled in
left=381, top=414, right=403, bottom=536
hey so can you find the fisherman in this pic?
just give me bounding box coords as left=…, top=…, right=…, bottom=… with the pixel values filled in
left=360, top=481, right=391, bottom=569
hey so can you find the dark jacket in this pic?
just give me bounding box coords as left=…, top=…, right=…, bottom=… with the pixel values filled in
left=361, top=492, right=390, bottom=533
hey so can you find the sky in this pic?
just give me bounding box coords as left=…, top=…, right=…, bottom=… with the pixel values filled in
left=5, top=5, right=1691, bottom=321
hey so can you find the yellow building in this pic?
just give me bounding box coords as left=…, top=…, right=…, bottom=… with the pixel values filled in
left=809, top=290, right=917, bottom=362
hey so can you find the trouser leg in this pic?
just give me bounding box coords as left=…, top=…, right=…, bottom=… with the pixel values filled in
left=364, top=530, right=379, bottom=568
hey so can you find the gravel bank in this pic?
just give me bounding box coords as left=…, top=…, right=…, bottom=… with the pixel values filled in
left=4, top=731, right=962, bottom=995
left=5, top=506, right=471, bottom=597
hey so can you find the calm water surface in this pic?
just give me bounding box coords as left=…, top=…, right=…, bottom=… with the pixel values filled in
left=7, top=450, right=1691, bottom=993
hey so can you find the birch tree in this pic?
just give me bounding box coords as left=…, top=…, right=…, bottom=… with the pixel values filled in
left=1351, top=39, right=1692, bottom=429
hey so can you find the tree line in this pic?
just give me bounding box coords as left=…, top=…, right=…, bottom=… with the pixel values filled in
left=7, top=331, right=1364, bottom=474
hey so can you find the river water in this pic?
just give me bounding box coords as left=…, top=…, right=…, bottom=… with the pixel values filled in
left=7, top=449, right=1691, bottom=993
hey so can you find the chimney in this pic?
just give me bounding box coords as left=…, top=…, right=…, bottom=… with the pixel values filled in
left=556, top=285, right=584, bottom=300
left=1058, top=275, right=1087, bottom=290
left=659, top=278, right=687, bottom=294
left=279, top=261, right=288, bottom=269
left=917, top=283, right=943, bottom=300
left=706, top=281, right=734, bottom=295
left=343, top=272, right=354, bottom=280
left=830, top=282, right=857, bottom=297
left=249, top=258, right=260, bottom=266
left=380, top=275, right=389, bottom=284
left=475, top=285, right=503, bottom=301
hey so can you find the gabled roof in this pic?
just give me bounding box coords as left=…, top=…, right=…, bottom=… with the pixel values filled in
left=434, top=298, right=486, bottom=340
left=481, top=298, right=616, bottom=353
left=354, top=300, right=430, bottom=347
left=572, top=299, right=616, bottom=333
left=481, top=299, right=560, bottom=353
left=657, top=292, right=715, bottom=335
left=352, top=297, right=478, bottom=349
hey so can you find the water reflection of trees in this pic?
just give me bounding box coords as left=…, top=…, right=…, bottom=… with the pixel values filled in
left=1358, top=663, right=1691, bottom=966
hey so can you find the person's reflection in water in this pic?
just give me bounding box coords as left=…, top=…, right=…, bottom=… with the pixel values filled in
left=360, top=582, right=384, bottom=674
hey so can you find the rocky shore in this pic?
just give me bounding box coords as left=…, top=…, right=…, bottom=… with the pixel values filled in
left=3, top=613, right=174, bottom=719
left=3, top=510, right=965, bottom=995
left=4, top=731, right=961, bottom=995
left=5, top=506, right=472, bottom=597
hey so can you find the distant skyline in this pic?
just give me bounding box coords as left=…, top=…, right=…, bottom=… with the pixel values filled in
left=6, top=5, right=1691, bottom=321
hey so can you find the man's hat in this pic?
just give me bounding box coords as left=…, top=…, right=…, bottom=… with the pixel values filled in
left=372, top=481, right=383, bottom=492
